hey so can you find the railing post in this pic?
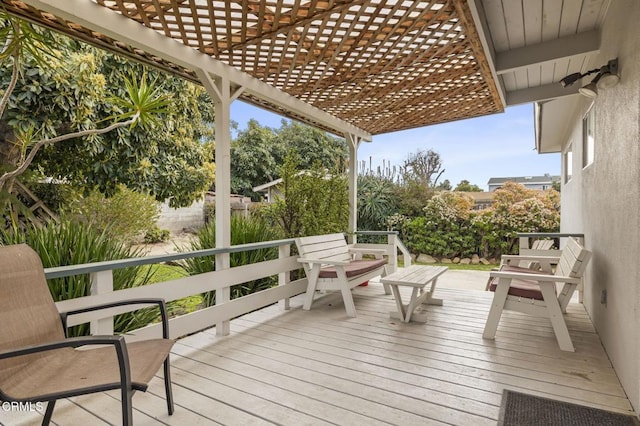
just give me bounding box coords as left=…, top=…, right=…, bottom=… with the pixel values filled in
left=279, top=244, right=291, bottom=310
left=387, top=233, right=399, bottom=274
left=215, top=252, right=231, bottom=336
left=90, top=270, right=114, bottom=335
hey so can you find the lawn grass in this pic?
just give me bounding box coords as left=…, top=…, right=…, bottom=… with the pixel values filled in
left=143, top=264, right=203, bottom=315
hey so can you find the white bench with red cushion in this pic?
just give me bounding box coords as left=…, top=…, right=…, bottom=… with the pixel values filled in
left=295, top=233, right=388, bottom=317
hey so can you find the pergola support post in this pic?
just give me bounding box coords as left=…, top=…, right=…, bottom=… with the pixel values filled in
left=346, top=133, right=361, bottom=244
left=197, top=69, right=244, bottom=336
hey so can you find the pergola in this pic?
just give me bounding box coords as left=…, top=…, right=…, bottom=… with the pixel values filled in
left=2, top=0, right=604, bottom=331
left=1, top=0, right=502, bottom=304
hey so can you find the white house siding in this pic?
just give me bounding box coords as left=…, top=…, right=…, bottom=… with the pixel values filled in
left=156, top=199, right=205, bottom=233
left=559, top=0, right=640, bottom=410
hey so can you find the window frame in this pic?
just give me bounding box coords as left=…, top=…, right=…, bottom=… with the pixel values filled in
left=582, top=105, right=595, bottom=168
left=564, top=144, right=573, bottom=184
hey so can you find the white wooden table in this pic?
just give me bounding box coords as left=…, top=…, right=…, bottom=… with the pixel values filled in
left=381, top=265, right=448, bottom=322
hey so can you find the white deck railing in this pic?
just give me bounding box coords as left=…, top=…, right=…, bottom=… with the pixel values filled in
left=44, top=231, right=406, bottom=341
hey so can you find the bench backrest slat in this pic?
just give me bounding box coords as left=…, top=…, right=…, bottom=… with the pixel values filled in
left=296, top=233, right=349, bottom=259
left=556, top=237, right=591, bottom=279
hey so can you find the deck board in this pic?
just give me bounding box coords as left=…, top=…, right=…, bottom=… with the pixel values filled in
left=2, top=284, right=635, bottom=425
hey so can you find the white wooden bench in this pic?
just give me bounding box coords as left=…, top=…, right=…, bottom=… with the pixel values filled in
left=483, top=237, right=592, bottom=352
left=295, top=233, right=388, bottom=317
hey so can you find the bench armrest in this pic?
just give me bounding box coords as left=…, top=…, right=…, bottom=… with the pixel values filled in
left=490, top=270, right=580, bottom=284
left=501, top=255, right=560, bottom=263
left=297, top=257, right=350, bottom=266
left=348, top=248, right=386, bottom=255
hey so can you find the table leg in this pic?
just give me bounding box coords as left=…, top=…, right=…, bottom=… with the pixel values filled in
left=389, top=284, right=407, bottom=321
left=424, top=278, right=443, bottom=306
left=404, top=287, right=421, bottom=322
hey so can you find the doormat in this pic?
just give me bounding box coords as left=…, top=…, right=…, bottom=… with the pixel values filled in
left=499, top=390, right=639, bottom=426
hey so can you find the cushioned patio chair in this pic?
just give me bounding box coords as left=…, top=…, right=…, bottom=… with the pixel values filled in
left=483, top=237, right=591, bottom=352
left=484, top=238, right=556, bottom=290
left=0, top=244, right=174, bottom=425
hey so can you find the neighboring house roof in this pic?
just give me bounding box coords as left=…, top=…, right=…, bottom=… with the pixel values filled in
left=252, top=178, right=284, bottom=193
left=464, top=192, right=495, bottom=203
left=487, top=175, right=560, bottom=186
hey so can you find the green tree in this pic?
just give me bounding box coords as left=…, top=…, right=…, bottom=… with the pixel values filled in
left=275, top=120, right=347, bottom=170
left=260, top=154, right=348, bottom=237
left=436, top=179, right=452, bottom=191
left=231, top=119, right=347, bottom=200
left=454, top=179, right=483, bottom=192
left=0, top=14, right=215, bottom=211
left=231, top=119, right=280, bottom=199
left=395, top=149, right=445, bottom=217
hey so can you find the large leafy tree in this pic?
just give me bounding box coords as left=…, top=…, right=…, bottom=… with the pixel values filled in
left=0, top=14, right=215, bottom=209
left=231, top=119, right=347, bottom=200
left=231, top=119, right=281, bottom=199
left=274, top=120, right=347, bottom=170
left=454, top=179, right=483, bottom=192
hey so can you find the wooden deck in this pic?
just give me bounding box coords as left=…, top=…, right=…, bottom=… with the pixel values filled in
left=2, top=283, right=634, bottom=425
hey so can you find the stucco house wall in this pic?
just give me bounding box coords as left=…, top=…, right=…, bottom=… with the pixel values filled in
left=558, top=0, right=640, bottom=410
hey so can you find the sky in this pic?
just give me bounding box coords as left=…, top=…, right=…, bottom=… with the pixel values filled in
left=230, top=102, right=560, bottom=191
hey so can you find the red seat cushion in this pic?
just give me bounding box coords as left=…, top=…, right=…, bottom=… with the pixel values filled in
left=319, top=258, right=387, bottom=279
left=488, top=265, right=552, bottom=300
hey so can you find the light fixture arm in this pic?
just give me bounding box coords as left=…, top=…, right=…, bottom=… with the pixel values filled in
left=559, top=58, right=619, bottom=88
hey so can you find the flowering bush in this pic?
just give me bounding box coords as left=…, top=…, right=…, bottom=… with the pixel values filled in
left=473, top=183, right=560, bottom=257
left=393, top=183, right=560, bottom=259
left=400, top=192, right=478, bottom=257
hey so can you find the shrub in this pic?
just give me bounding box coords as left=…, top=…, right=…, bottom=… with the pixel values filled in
left=204, top=201, right=215, bottom=224
left=400, top=192, right=478, bottom=258
left=65, top=185, right=160, bottom=244
left=144, top=226, right=170, bottom=243
left=0, top=220, right=159, bottom=336
left=259, top=154, right=349, bottom=237
left=180, top=214, right=282, bottom=307
left=472, top=183, right=560, bottom=257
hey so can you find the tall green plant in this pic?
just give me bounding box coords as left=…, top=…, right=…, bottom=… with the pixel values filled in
left=0, top=220, right=158, bottom=336
left=260, top=154, right=348, bottom=237
left=357, top=174, right=398, bottom=231
left=180, top=215, right=281, bottom=307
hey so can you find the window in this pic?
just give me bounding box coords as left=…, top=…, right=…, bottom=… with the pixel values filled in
left=583, top=106, right=595, bottom=168
left=564, top=145, right=573, bottom=183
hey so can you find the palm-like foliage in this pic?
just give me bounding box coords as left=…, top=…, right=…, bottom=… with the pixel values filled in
left=0, top=220, right=159, bottom=336
left=0, top=12, right=170, bottom=227
left=181, top=215, right=282, bottom=307
left=357, top=174, right=398, bottom=231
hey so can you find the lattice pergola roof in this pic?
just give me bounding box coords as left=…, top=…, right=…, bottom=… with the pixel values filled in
left=2, top=0, right=503, bottom=136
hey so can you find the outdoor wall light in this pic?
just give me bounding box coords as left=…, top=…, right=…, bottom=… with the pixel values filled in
left=559, top=58, right=619, bottom=98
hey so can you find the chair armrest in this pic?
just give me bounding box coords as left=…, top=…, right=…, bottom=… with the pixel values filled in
left=490, top=270, right=580, bottom=284
left=0, top=335, right=133, bottom=397
left=60, top=298, right=170, bottom=339
left=0, top=335, right=125, bottom=360
left=297, top=257, right=350, bottom=266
